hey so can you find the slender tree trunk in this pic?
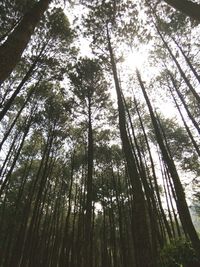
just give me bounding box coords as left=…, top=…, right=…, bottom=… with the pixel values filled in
left=137, top=69, right=200, bottom=260
left=0, top=44, right=45, bottom=122
left=168, top=85, right=200, bottom=157
left=165, top=166, right=182, bottom=238
left=8, top=131, right=52, bottom=267
left=0, top=0, right=51, bottom=84
left=124, top=95, right=161, bottom=253
left=21, top=131, right=54, bottom=266
left=172, top=38, right=200, bottom=84
left=84, top=97, right=94, bottom=267
left=160, top=159, right=177, bottom=239
left=0, top=116, right=32, bottom=196
left=76, top=169, right=86, bottom=267
left=70, top=182, right=79, bottom=267
left=135, top=99, right=173, bottom=241
left=156, top=27, right=200, bottom=105
left=59, top=152, right=75, bottom=267
left=0, top=132, right=18, bottom=177
left=0, top=78, right=41, bottom=150
left=106, top=24, right=154, bottom=267
left=111, top=168, right=127, bottom=267
left=168, top=71, right=200, bottom=135
left=108, top=198, right=118, bottom=267
left=101, top=206, right=110, bottom=267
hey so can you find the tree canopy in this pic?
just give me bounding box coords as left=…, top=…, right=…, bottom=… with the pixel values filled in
left=0, top=1, right=200, bottom=267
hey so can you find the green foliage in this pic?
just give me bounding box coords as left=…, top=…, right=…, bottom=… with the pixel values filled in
left=68, top=57, right=111, bottom=123
left=160, top=239, right=200, bottom=267
left=47, top=7, right=73, bottom=42
left=0, top=0, right=200, bottom=266
left=156, top=13, right=190, bottom=36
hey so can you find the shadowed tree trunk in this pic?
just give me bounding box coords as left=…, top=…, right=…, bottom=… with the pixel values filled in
left=163, top=0, right=200, bottom=21
left=0, top=114, right=33, bottom=196
left=165, top=166, right=182, bottom=238
left=84, top=96, right=94, bottom=267
left=8, top=130, right=53, bottom=267
left=134, top=99, right=173, bottom=242
left=123, top=94, right=162, bottom=253
left=168, top=85, right=200, bottom=157
left=0, top=78, right=41, bottom=149
left=0, top=44, right=46, bottom=122
left=137, top=69, right=200, bottom=260
left=156, top=27, right=200, bottom=105
left=106, top=24, right=155, bottom=267
left=168, top=71, right=200, bottom=135
left=59, top=152, right=75, bottom=267
left=0, top=132, right=19, bottom=178
left=0, top=0, right=51, bottom=84
left=172, top=38, right=200, bottom=85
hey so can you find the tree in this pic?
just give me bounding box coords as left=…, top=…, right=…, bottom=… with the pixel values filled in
left=82, top=1, right=157, bottom=265
left=69, top=58, right=111, bottom=267
left=163, top=0, right=200, bottom=22
left=0, top=0, right=200, bottom=266
left=0, top=0, right=51, bottom=84
left=137, top=69, right=200, bottom=260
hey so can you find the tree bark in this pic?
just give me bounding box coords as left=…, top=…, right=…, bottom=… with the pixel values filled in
left=157, top=27, right=200, bottom=105
left=0, top=116, right=32, bottom=196
left=0, top=0, right=51, bottom=84
left=135, top=99, right=172, bottom=242
left=59, top=152, right=75, bottom=267
left=164, top=0, right=200, bottom=21
left=137, top=69, right=200, bottom=260
left=106, top=24, right=154, bottom=267
left=0, top=44, right=46, bottom=122
left=168, top=71, right=200, bottom=136
left=168, top=84, right=200, bottom=157
left=173, top=38, right=200, bottom=85
left=0, top=78, right=41, bottom=150
left=84, top=96, right=94, bottom=267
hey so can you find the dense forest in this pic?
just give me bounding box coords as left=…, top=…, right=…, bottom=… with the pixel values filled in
left=0, top=0, right=200, bottom=266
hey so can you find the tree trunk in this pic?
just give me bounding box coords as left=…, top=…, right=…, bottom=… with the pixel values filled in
left=59, top=152, right=75, bottom=267
left=164, top=0, right=200, bottom=21
left=157, top=27, right=200, bottom=105
left=106, top=24, right=154, bottom=267
left=135, top=99, right=172, bottom=242
left=0, top=0, right=51, bottom=84
left=84, top=96, right=94, bottom=267
left=21, top=131, right=54, bottom=266
left=0, top=132, right=18, bottom=178
left=124, top=95, right=161, bottom=253
left=0, top=116, right=32, bottom=196
left=168, top=71, right=200, bottom=135
left=168, top=85, right=200, bottom=157
left=0, top=44, right=46, bottom=122
left=111, top=168, right=128, bottom=267
left=172, top=38, right=200, bottom=85
left=0, top=78, right=41, bottom=150
left=137, top=69, right=200, bottom=260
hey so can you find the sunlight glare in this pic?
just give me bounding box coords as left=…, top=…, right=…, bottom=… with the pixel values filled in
left=125, top=46, right=149, bottom=70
